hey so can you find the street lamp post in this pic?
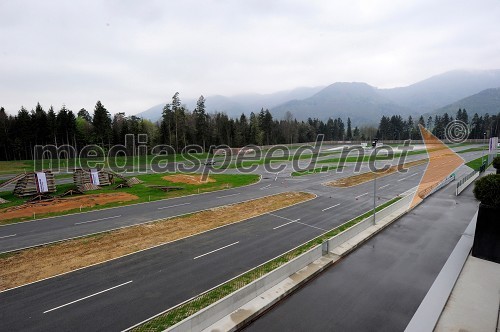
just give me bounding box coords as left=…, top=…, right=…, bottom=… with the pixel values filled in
left=372, top=138, right=378, bottom=224
left=482, top=132, right=487, bottom=167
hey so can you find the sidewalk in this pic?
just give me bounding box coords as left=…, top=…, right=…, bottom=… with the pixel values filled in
left=435, top=255, right=500, bottom=331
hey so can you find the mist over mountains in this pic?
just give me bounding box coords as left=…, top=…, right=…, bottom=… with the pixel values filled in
left=137, top=69, right=500, bottom=125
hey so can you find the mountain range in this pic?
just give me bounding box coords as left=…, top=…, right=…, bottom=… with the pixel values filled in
left=136, top=69, right=500, bottom=125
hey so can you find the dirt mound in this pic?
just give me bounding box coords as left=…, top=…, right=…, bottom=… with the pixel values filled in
left=0, top=192, right=138, bottom=222
left=326, top=159, right=428, bottom=187
left=162, top=174, right=216, bottom=185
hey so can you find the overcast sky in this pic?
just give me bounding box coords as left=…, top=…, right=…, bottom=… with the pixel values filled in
left=1, top=0, right=500, bottom=115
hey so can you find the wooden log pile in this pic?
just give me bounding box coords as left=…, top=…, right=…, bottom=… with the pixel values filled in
left=13, top=171, right=57, bottom=197
left=73, top=168, right=111, bottom=192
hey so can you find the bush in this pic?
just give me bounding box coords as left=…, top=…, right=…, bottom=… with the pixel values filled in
left=493, top=156, right=500, bottom=170
left=473, top=174, right=500, bottom=208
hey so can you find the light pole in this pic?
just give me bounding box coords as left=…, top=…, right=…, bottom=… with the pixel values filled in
left=482, top=132, right=487, bottom=167
left=372, top=138, right=378, bottom=224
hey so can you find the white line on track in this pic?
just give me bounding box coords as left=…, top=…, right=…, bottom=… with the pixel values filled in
left=355, top=192, right=369, bottom=199
left=268, top=213, right=297, bottom=222
left=193, top=241, right=240, bottom=260
left=379, top=184, right=390, bottom=189
left=407, top=172, right=420, bottom=178
left=273, top=221, right=296, bottom=229
left=157, top=202, right=191, bottom=210
left=216, top=193, right=241, bottom=199
left=260, top=184, right=272, bottom=190
left=322, top=203, right=340, bottom=211
left=0, top=234, right=16, bottom=239
left=74, top=215, right=122, bottom=225
left=397, top=176, right=408, bottom=182
left=43, top=280, right=133, bottom=313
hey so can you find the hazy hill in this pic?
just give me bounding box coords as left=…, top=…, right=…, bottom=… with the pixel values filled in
left=270, top=82, right=410, bottom=125
left=379, top=69, right=500, bottom=113
left=137, top=69, right=500, bottom=125
left=136, top=86, right=324, bottom=122
left=431, top=88, right=500, bottom=117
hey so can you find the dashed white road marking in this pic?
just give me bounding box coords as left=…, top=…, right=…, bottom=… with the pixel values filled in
left=379, top=184, right=390, bottom=189
left=193, top=241, right=240, bottom=260
left=260, top=184, right=272, bottom=190
left=216, top=193, right=241, bottom=199
left=355, top=192, right=369, bottom=199
left=273, top=221, right=297, bottom=229
left=0, top=234, right=16, bottom=239
left=322, top=203, right=341, bottom=211
left=43, top=280, right=133, bottom=313
left=74, top=215, right=122, bottom=225
left=157, top=202, right=191, bottom=210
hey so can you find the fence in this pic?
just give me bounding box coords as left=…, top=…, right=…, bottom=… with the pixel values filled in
left=456, top=170, right=479, bottom=195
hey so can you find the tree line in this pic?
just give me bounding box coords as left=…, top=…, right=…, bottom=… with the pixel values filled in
left=376, top=108, right=500, bottom=141
left=1, top=93, right=499, bottom=161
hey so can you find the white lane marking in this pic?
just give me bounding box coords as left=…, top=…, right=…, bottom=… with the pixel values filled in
left=0, top=234, right=16, bottom=239
left=43, top=280, right=133, bottom=313
left=193, top=241, right=240, bottom=260
left=379, top=184, right=390, bottom=189
left=157, top=202, right=191, bottom=210
left=398, top=171, right=421, bottom=182
left=397, top=176, right=408, bottom=182
left=216, top=193, right=241, bottom=199
left=322, top=203, right=340, bottom=211
left=273, top=221, right=296, bottom=229
left=407, top=172, right=420, bottom=178
left=268, top=213, right=297, bottom=222
left=355, top=192, right=369, bottom=199
left=260, top=184, right=272, bottom=190
left=74, top=215, right=122, bottom=225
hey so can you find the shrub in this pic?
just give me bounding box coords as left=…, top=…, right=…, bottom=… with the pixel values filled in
left=493, top=156, right=500, bottom=170
left=473, top=174, right=500, bottom=208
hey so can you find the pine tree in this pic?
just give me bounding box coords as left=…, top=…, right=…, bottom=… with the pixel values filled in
left=346, top=117, right=352, bottom=140
left=193, top=95, right=208, bottom=150
left=92, top=101, right=112, bottom=147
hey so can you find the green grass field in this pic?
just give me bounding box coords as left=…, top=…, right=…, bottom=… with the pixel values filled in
left=0, top=173, right=259, bottom=225
left=0, top=153, right=210, bottom=175
left=465, top=154, right=496, bottom=170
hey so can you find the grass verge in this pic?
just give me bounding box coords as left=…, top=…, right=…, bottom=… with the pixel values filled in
left=131, top=196, right=401, bottom=331
left=465, top=154, right=497, bottom=170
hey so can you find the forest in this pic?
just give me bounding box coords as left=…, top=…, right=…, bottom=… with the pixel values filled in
left=1, top=92, right=499, bottom=161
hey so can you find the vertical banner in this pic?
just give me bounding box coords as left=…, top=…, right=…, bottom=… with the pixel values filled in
left=489, top=137, right=498, bottom=153
left=90, top=169, right=100, bottom=185
left=35, top=172, right=49, bottom=193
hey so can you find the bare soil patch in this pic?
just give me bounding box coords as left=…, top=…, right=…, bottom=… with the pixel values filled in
left=0, top=191, right=314, bottom=291
left=0, top=193, right=138, bottom=223
left=325, top=159, right=428, bottom=187
left=162, top=174, right=216, bottom=185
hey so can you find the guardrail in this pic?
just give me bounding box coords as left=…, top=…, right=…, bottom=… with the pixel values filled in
left=456, top=170, right=479, bottom=195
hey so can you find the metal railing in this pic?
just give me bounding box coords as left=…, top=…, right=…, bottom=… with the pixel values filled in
left=456, top=170, right=479, bottom=195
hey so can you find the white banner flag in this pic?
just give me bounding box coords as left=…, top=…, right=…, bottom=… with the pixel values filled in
left=489, top=137, right=498, bottom=153
left=36, top=172, right=49, bottom=193
left=90, top=169, right=100, bottom=185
